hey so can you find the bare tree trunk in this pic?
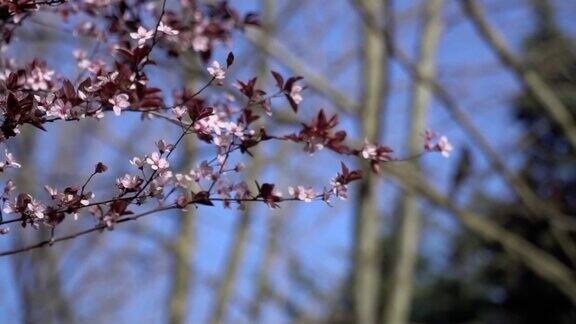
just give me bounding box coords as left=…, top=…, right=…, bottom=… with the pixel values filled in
left=384, top=1, right=443, bottom=323
left=209, top=145, right=264, bottom=324
left=167, top=55, right=200, bottom=324
left=167, top=140, right=196, bottom=324
left=248, top=213, right=281, bottom=321
left=10, top=127, right=75, bottom=324
left=46, top=250, right=74, bottom=324
left=12, top=129, right=38, bottom=324
left=248, top=0, right=278, bottom=321
left=353, top=0, right=388, bottom=323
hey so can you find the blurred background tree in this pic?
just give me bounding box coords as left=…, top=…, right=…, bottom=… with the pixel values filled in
left=411, top=1, right=576, bottom=323
left=1, top=1, right=576, bottom=323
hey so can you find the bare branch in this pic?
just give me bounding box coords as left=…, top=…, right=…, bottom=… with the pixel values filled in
left=461, top=0, right=576, bottom=152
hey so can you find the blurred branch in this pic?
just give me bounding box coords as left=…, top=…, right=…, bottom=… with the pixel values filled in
left=167, top=181, right=195, bottom=324
left=461, top=0, right=576, bottom=152
left=248, top=213, right=281, bottom=321
left=166, top=49, right=203, bottom=324
left=207, top=1, right=283, bottom=320
left=244, top=27, right=358, bottom=114
left=209, top=137, right=264, bottom=324
left=349, top=0, right=576, bottom=232
left=460, top=0, right=576, bottom=266
left=11, top=129, right=40, bottom=324
left=383, top=163, right=576, bottom=305
left=0, top=205, right=181, bottom=257
left=351, top=0, right=389, bottom=323
left=168, top=121, right=197, bottom=324
left=384, top=1, right=443, bottom=323
left=247, top=1, right=281, bottom=321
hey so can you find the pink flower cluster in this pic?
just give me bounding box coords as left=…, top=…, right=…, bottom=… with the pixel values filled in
left=423, top=130, right=454, bottom=158
left=0, top=0, right=453, bottom=250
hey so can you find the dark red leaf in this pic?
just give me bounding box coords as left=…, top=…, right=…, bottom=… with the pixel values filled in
left=193, top=191, right=214, bottom=206
left=226, top=52, right=234, bottom=68
left=270, top=71, right=284, bottom=89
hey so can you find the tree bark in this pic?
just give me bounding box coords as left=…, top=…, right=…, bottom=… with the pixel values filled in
left=384, top=1, right=443, bottom=323
left=167, top=53, right=199, bottom=324
left=353, top=0, right=388, bottom=323
left=167, top=142, right=196, bottom=324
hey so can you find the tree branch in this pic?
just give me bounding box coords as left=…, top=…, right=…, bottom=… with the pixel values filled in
left=461, top=0, right=576, bottom=152
left=383, top=163, right=576, bottom=305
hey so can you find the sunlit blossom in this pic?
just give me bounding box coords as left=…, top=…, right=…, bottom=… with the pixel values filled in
left=130, top=26, right=154, bottom=46
left=207, top=61, right=225, bottom=79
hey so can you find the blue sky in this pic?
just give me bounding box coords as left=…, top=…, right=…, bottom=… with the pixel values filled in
left=1, top=0, right=575, bottom=322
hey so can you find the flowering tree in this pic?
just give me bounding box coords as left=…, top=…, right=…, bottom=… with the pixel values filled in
left=0, top=0, right=452, bottom=256
left=7, top=1, right=576, bottom=324
left=0, top=1, right=452, bottom=260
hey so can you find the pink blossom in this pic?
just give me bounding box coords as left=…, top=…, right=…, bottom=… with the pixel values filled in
left=437, top=136, right=453, bottom=158
left=130, top=157, right=145, bottom=169
left=149, top=171, right=173, bottom=197
left=195, top=115, right=225, bottom=135
left=109, top=93, right=130, bottom=116
left=158, top=22, right=179, bottom=36
left=130, top=26, right=154, bottom=46
left=44, top=185, right=58, bottom=199
left=73, top=50, right=92, bottom=69
left=288, top=186, right=316, bottom=202
left=214, top=134, right=232, bottom=148
left=224, top=122, right=245, bottom=139
left=216, top=180, right=233, bottom=207
left=171, top=106, right=187, bottom=119
left=198, top=161, right=215, bottom=180
left=191, top=23, right=209, bottom=52
left=360, top=139, right=393, bottom=162
left=116, top=174, right=141, bottom=190
left=146, top=152, right=169, bottom=170
left=174, top=173, right=192, bottom=187
left=0, top=150, right=21, bottom=171
left=234, top=181, right=251, bottom=200
left=47, top=99, right=72, bottom=120
left=361, top=140, right=378, bottom=159
left=207, top=61, right=225, bottom=79
left=330, top=179, right=348, bottom=200
left=188, top=169, right=201, bottom=182
left=155, top=170, right=173, bottom=185
left=3, top=181, right=16, bottom=200
left=26, top=199, right=46, bottom=219
left=88, top=72, right=118, bottom=92
left=155, top=140, right=174, bottom=154
left=192, top=35, right=210, bottom=52
left=26, top=66, right=54, bottom=91
left=80, top=193, right=94, bottom=206
left=2, top=200, right=15, bottom=214
left=423, top=130, right=437, bottom=151
left=290, top=85, right=303, bottom=104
